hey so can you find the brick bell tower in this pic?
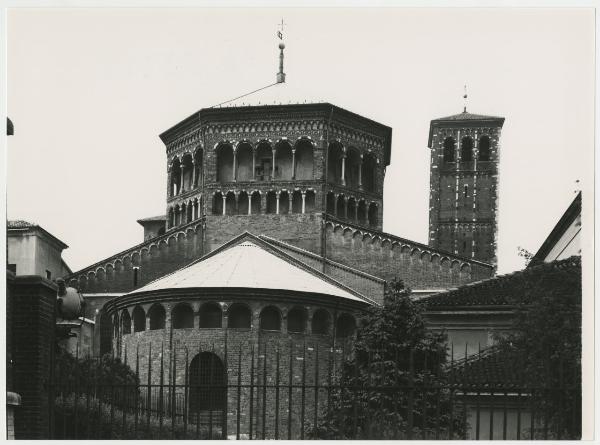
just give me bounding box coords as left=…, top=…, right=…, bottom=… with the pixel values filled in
left=427, top=106, right=504, bottom=267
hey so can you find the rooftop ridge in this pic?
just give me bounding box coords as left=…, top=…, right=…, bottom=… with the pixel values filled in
left=258, top=234, right=386, bottom=284
left=127, top=231, right=378, bottom=306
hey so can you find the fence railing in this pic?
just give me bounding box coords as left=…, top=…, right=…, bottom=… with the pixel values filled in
left=49, top=343, right=581, bottom=440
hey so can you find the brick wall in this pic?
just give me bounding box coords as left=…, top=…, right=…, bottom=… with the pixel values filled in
left=110, top=294, right=361, bottom=439
left=9, top=275, right=57, bottom=439
left=204, top=213, right=323, bottom=255
left=323, top=221, right=494, bottom=290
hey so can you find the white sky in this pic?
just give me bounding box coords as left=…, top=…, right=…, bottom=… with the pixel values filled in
left=6, top=7, right=594, bottom=274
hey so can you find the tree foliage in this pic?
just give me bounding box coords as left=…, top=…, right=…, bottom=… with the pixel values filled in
left=54, top=349, right=139, bottom=395
left=310, top=280, right=465, bottom=439
left=494, top=257, right=582, bottom=438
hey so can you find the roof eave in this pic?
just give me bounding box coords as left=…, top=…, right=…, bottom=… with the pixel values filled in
left=427, top=116, right=506, bottom=148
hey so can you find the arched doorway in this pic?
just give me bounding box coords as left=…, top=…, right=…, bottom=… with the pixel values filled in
left=189, top=352, right=227, bottom=420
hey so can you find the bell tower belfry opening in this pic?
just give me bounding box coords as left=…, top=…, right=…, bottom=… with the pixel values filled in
left=427, top=109, right=505, bottom=267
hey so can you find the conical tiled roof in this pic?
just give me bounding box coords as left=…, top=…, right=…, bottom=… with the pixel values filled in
left=431, top=111, right=505, bottom=122
left=428, top=110, right=505, bottom=147
left=130, top=234, right=370, bottom=303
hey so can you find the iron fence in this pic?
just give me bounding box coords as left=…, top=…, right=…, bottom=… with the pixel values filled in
left=48, top=342, right=581, bottom=440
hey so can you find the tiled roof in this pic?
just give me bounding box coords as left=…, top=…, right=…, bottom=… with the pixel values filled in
left=449, top=347, right=525, bottom=388
left=130, top=233, right=371, bottom=303
left=431, top=111, right=505, bottom=122
left=423, top=256, right=581, bottom=308
left=7, top=220, right=35, bottom=229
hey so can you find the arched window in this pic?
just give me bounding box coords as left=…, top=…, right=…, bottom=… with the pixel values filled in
left=236, top=142, right=253, bottom=181
left=346, top=149, right=361, bottom=189
left=194, top=149, right=203, bottom=186
left=368, top=202, right=378, bottom=227
left=172, top=303, right=194, bottom=329
left=181, top=154, right=194, bottom=191
left=216, top=144, right=234, bottom=182
left=251, top=191, right=261, bottom=214
left=170, top=158, right=182, bottom=196
left=305, top=190, right=316, bottom=213
left=326, top=192, right=336, bottom=215
left=181, top=203, right=188, bottom=225
left=443, top=137, right=456, bottom=163
left=357, top=200, right=367, bottom=224
left=336, top=194, right=346, bottom=219
left=213, top=192, right=223, bottom=215
left=292, top=190, right=303, bottom=213
left=461, top=137, right=473, bottom=162
left=186, top=202, right=193, bottom=223
left=199, top=302, right=222, bottom=328
left=347, top=197, right=357, bottom=221
left=148, top=304, right=166, bottom=330
left=132, top=306, right=146, bottom=332
left=479, top=135, right=490, bottom=161
left=279, top=190, right=290, bottom=215
left=327, top=142, right=343, bottom=184
left=238, top=191, right=249, bottom=215
left=168, top=207, right=175, bottom=229
left=266, top=191, right=277, bottom=214
left=336, top=313, right=356, bottom=338
left=225, top=191, right=236, bottom=216
left=275, top=141, right=293, bottom=180
left=189, top=352, right=227, bottom=415
left=227, top=304, right=251, bottom=329
left=312, top=309, right=331, bottom=335
left=260, top=306, right=281, bottom=331
left=121, top=310, right=131, bottom=334
left=294, top=139, right=314, bottom=180
left=255, top=142, right=272, bottom=181
left=362, top=153, right=377, bottom=192
left=287, top=307, right=307, bottom=333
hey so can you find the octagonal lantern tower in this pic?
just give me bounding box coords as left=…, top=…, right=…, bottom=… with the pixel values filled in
left=160, top=103, right=392, bottom=255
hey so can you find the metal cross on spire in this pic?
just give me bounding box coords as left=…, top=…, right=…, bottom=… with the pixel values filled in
left=463, top=84, right=468, bottom=113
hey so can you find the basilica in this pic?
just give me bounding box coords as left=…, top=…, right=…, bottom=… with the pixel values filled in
left=63, top=100, right=504, bottom=356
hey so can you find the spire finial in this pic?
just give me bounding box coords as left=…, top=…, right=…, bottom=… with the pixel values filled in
left=463, top=84, right=468, bottom=113
left=276, top=19, right=286, bottom=83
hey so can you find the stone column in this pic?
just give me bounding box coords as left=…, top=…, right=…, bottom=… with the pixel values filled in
left=343, top=197, right=348, bottom=219
left=248, top=194, right=252, bottom=215
left=341, top=153, right=347, bottom=186
left=232, top=149, right=237, bottom=182
left=167, top=167, right=172, bottom=198
left=288, top=192, right=293, bottom=214
left=180, top=167, right=185, bottom=194
left=358, top=154, right=363, bottom=189
left=291, top=149, right=296, bottom=180
left=275, top=191, right=280, bottom=214
left=222, top=194, right=227, bottom=216
left=301, top=191, right=306, bottom=214
left=252, top=149, right=257, bottom=181
left=272, top=149, right=276, bottom=180
left=354, top=203, right=358, bottom=221
left=192, top=160, right=197, bottom=188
